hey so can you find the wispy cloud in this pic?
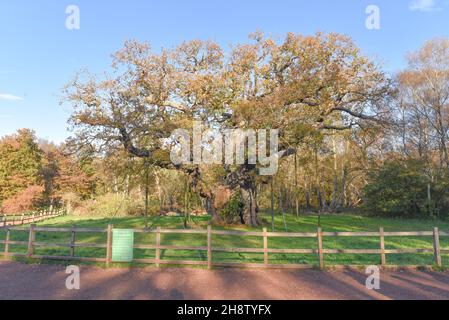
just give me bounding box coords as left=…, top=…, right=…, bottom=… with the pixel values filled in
left=409, top=0, right=442, bottom=11
left=0, top=93, right=24, bottom=101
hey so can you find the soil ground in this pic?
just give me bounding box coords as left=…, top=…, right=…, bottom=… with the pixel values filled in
left=1, top=261, right=449, bottom=300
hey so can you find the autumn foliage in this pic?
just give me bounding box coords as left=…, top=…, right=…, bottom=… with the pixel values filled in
left=0, top=129, right=95, bottom=214
left=1, top=185, right=44, bottom=214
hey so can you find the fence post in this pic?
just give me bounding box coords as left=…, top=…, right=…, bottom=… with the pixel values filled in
left=32, top=214, right=35, bottom=223
left=106, top=224, right=113, bottom=267
left=207, top=225, right=213, bottom=270
left=317, top=227, right=324, bottom=269
left=2, top=215, right=6, bottom=227
left=21, top=214, right=24, bottom=225
left=4, top=228, right=10, bottom=256
left=156, top=227, right=161, bottom=268
left=263, top=228, right=269, bottom=265
left=70, top=226, right=76, bottom=257
left=380, top=227, right=386, bottom=266
left=433, top=227, right=442, bottom=267
left=27, top=224, right=36, bottom=257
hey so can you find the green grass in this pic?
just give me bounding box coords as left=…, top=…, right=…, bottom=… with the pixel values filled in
left=2, top=212, right=449, bottom=268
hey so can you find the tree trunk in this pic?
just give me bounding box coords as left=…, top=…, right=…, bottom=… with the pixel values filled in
left=305, top=188, right=311, bottom=212
left=154, top=170, right=164, bottom=211
left=279, top=190, right=288, bottom=232
left=340, top=140, right=350, bottom=208
left=125, top=174, right=130, bottom=197
left=320, top=176, right=328, bottom=212
left=271, top=177, right=275, bottom=231
left=294, top=153, right=300, bottom=217
left=189, top=164, right=262, bottom=227
left=341, top=165, right=348, bottom=207
left=241, top=184, right=260, bottom=227
left=330, top=133, right=339, bottom=212
left=183, top=179, right=191, bottom=228
left=144, top=163, right=149, bottom=229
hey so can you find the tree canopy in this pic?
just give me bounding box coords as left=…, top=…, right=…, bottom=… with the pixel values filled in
left=63, top=31, right=393, bottom=226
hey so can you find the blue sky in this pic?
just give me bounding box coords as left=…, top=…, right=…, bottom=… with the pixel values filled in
left=0, top=0, right=448, bottom=143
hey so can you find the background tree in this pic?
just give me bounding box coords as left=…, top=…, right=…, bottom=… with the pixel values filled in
left=0, top=129, right=43, bottom=207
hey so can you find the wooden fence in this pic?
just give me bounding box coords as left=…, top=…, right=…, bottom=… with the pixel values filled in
left=0, top=210, right=64, bottom=228
left=0, top=225, right=448, bottom=269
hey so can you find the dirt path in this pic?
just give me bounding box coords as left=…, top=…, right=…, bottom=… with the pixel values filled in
left=1, top=261, right=449, bottom=300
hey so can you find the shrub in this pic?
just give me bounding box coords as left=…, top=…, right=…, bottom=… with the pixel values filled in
left=219, top=192, right=244, bottom=224
left=1, top=185, right=44, bottom=214
left=74, top=192, right=145, bottom=217
left=362, top=159, right=449, bottom=218
left=60, top=192, right=82, bottom=215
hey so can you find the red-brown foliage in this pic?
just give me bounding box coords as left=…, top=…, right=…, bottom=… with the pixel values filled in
left=1, top=185, right=44, bottom=214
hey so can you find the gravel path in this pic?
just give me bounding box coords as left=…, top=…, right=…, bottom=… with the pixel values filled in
left=1, top=261, right=449, bottom=300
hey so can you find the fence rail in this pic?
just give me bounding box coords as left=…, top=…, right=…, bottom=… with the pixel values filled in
left=0, top=224, right=448, bottom=269
left=1, top=210, right=64, bottom=228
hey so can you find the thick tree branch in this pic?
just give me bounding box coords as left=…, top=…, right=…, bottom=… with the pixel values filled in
left=329, top=107, right=379, bottom=121
left=118, top=127, right=151, bottom=158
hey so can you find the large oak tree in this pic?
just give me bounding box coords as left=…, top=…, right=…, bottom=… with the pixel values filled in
left=63, top=32, right=393, bottom=226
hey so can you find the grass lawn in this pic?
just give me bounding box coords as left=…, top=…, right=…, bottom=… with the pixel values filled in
left=1, top=212, right=449, bottom=268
